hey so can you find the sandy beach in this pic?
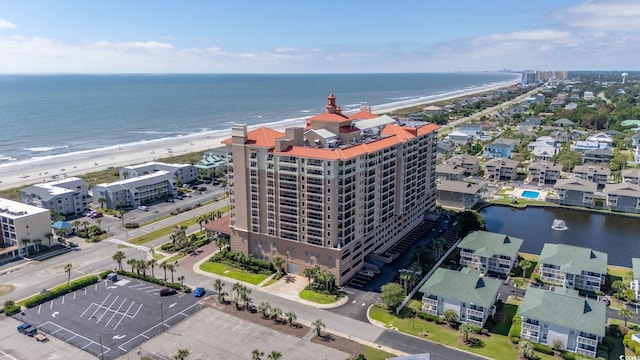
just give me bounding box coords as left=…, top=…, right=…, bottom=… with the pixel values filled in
left=0, top=80, right=517, bottom=191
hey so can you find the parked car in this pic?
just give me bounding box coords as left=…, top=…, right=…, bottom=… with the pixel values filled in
left=17, top=323, right=36, bottom=336
left=193, top=287, right=206, bottom=297
left=138, top=205, right=149, bottom=211
left=160, top=288, right=177, bottom=297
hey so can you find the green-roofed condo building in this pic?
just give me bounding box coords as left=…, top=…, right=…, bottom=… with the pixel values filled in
left=519, top=287, right=606, bottom=358
left=457, top=230, right=523, bottom=276
left=538, top=244, right=607, bottom=292
left=419, top=267, right=501, bottom=328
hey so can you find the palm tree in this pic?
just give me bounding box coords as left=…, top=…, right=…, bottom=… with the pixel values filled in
left=519, top=259, right=532, bottom=278
left=272, top=256, right=285, bottom=274
left=213, top=279, right=225, bottom=301
left=81, top=220, right=90, bottom=232
left=44, top=232, right=54, bottom=248
left=512, top=278, right=524, bottom=299
left=178, top=275, right=185, bottom=288
left=267, top=351, right=282, bottom=360
left=612, top=280, right=624, bottom=299
left=72, top=220, right=81, bottom=233
left=127, top=258, right=137, bottom=273
left=400, top=271, right=415, bottom=295
left=270, top=307, right=282, bottom=322
left=167, top=264, right=175, bottom=283
left=620, top=308, right=634, bottom=327
left=97, top=197, right=106, bottom=209
left=303, top=267, right=314, bottom=285
left=160, top=262, right=168, bottom=281
left=251, top=349, right=264, bottom=360
left=258, top=302, right=271, bottom=318
left=113, top=251, right=126, bottom=271
left=196, top=214, right=207, bottom=232
left=232, top=282, right=243, bottom=304
left=173, top=348, right=189, bottom=360
left=20, top=238, right=31, bottom=256
left=459, top=323, right=474, bottom=344
left=95, top=218, right=102, bottom=230
left=147, top=259, right=157, bottom=278
left=64, top=263, right=73, bottom=286
left=285, top=311, right=297, bottom=327
left=311, top=318, right=326, bottom=337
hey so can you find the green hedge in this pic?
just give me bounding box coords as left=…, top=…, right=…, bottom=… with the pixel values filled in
left=532, top=342, right=554, bottom=355
left=418, top=312, right=443, bottom=323
left=3, top=300, right=20, bottom=315
left=508, top=316, right=522, bottom=339
left=560, top=352, right=578, bottom=360
left=114, top=270, right=190, bottom=292
left=24, top=275, right=99, bottom=308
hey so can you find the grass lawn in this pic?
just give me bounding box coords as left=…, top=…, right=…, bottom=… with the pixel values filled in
left=261, top=279, right=277, bottom=287
left=0, top=285, right=16, bottom=296
left=361, top=345, right=396, bottom=360
left=199, top=261, right=268, bottom=285
left=493, top=303, right=518, bottom=336
left=299, top=289, right=338, bottom=304
left=152, top=253, right=165, bottom=260
left=164, top=253, right=185, bottom=264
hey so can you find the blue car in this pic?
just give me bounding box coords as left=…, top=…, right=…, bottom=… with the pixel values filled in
left=194, top=287, right=205, bottom=297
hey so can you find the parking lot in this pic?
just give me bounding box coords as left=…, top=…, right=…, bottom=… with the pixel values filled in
left=12, top=277, right=202, bottom=360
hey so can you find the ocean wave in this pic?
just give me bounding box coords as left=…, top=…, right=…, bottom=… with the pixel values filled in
left=300, top=110, right=312, bottom=113
left=24, top=145, right=70, bottom=152
left=0, top=155, right=17, bottom=161
left=130, top=130, right=187, bottom=135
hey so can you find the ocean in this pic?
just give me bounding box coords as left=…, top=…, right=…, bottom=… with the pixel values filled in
left=0, top=73, right=519, bottom=164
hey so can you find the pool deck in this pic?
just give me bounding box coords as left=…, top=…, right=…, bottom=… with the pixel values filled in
left=510, top=187, right=548, bottom=200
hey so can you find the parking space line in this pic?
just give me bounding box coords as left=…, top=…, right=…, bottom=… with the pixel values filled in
left=50, top=301, right=53, bottom=310
left=42, top=321, right=112, bottom=355
left=113, top=301, right=135, bottom=330
left=38, top=304, right=41, bottom=315
left=61, top=295, right=65, bottom=305
left=83, top=293, right=112, bottom=319
left=97, top=295, right=120, bottom=323
left=105, top=298, right=128, bottom=327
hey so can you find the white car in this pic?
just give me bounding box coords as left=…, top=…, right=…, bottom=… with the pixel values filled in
left=137, top=206, right=149, bottom=211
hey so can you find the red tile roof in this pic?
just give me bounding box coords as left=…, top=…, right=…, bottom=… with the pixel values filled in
left=349, top=109, right=379, bottom=120
left=203, top=215, right=231, bottom=235
left=221, top=127, right=285, bottom=147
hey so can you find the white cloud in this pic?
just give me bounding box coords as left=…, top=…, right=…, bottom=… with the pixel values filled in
left=0, top=19, right=16, bottom=29
left=556, top=0, right=640, bottom=32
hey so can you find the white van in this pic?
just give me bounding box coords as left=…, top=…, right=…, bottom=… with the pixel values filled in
left=137, top=205, right=149, bottom=211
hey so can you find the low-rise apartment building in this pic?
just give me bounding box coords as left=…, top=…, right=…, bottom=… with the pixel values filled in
left=581, top=149, right=613, bottom=164
left=0, top=198, right=53, bottom=258
left=20, top=177, right=89, bottom=216
left=420, top=267, right=500, bottom=328
left=622, top=169, right=640, bottom=185
left=551, top=178, right=598, bottom=208
left=91, top=171, right=178, bottom=209
left=446, top=155, right=480, bottom=176
left=120, top=161, right=198, bottom=184
left=485, top=158, right=518, bottom=181
left=458, top=230, right=523, bottom=275
left=572, top=165, right=610, bottom=187
left=539, top=244, right=607, bottom=292
left=519, top=287, right=605, bottom=358
left=527, top=161, right=563, bottom=185
left=605, top=183, right=640, bottom=214
left=436, top=180, right=482, bottom=210
left=632, top=258, right=640, bottom=301
left=435, top=164, right=466, bottom=182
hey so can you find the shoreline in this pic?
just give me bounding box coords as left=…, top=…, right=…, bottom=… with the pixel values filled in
left=0, top=79, right=519, bottom=191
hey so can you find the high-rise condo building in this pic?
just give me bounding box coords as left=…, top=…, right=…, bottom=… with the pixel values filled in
left=223, top=94, right=439, bottom=285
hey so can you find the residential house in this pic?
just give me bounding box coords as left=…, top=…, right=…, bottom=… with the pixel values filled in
left=605, top=183, right=640, bottom=214
left=483, top=141, right=515, bottom=159
left=539, top=243, right=607, bottom=292
left=446, top=130, right=473, bottom=146
left=581, top=148, right=613, bottom=164
left=622, top=169, right=640, bottom=185
left=635, top=146, right=640, bottom=163
left=0, top=198, right=54, bottom=258
left=519, top=287, right=605, bottom=358
left=586, top=132, right=613, bottom=146
left=423, top=105, right=442, bottom=116
left=485, top=158, right=519, bottom=181
left=631, top=258, right=640, bottom=301
left=193, top=153, right=227, bottom=177
left=527, top=161, right=563, bottom=185
left=551, top=178, right=598, bottom=208
left=20, top=177, right=90, bottom=216
left=446, top=155, right=480, bottom=176
left=420, top=267, right=501, bottom=328
left=553, top=118, right=574, bottom=128
left=436, top=142, right=453, bottom=158
left=435, top=164, right=466, bottom=182
left=457, top=230, right=523, bottom=276
left=572, top=165, right=610, bottom=187
left=436, top=180, right=482, bottom=209
left=583, top=91, right=595, bottom=101
left=572, top=140, right=609, bottom=153
left=565, top=102, right=578, bottom=110
left=458, top=124, right=483, bottom=140
left=120, top=161, right=199, bottom=185
left=91, top=171, right=178, bottom=209
left=528, top=136, right=560, bottom=161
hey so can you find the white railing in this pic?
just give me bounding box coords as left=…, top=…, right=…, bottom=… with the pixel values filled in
left=396, top=236, right=463, bottom=315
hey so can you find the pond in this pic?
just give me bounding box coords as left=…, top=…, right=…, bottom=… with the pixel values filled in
left=479, top=205, right=640, bottom=267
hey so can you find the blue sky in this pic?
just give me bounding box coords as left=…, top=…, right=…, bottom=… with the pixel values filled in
left=0, top=0, right=638, bottom=73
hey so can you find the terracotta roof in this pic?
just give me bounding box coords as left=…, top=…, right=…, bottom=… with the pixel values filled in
left=381, top=124, right=415, bottom=140
left=203, top=215, right=231, bottom=235
left=221, top=127, right=285, bottom=147
left=306, top=112, right=350, bottom=123
left=417, top=123, right=440, bottom=135
left=276, top=134, right=404, bottom=160
left=349, top=109, right=379, bottom=120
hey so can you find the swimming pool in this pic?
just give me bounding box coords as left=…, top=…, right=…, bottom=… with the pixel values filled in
left=521, top=190, right=540, bottom=199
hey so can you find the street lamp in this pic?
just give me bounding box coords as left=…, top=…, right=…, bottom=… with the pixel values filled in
left=98, top=335, right=105, bottom=360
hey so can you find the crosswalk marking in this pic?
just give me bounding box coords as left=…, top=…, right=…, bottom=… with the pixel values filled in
left=109, top=238, right=150, bottom=252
